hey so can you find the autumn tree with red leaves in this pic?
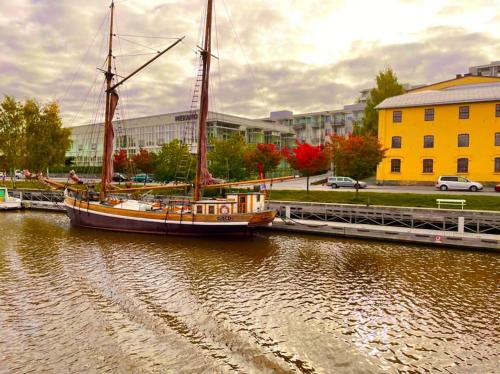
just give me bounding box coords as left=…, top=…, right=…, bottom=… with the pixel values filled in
left=283, top=142, right=331, bottom=193
left=244, top=143, right=281, bottom=179
left=331, top=134, right=386, bottom=194
left=113, top=149, right=129, bottom=174
left=132, top=148, right=157, bottom=184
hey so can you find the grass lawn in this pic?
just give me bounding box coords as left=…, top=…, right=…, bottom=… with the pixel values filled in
left=1, top=180, right=50, bottom=190
left=269, top=189, right=500, bottom=212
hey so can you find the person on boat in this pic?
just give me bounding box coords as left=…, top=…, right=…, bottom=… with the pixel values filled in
left=68, top=170, right=83, bottom=184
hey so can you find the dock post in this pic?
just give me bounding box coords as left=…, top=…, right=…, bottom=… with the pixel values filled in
left=285, top=206, right=291, bottom=219
left=458, top=217, right=465, bottom=233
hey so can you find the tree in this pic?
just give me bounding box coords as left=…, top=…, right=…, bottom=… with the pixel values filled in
left=360, top=68, right=405, bottom=135
left=283, top=142, right=331, bottom=193
left=155, top=140, right=193, bottom=183
left=132, top=148, right=156, bottom=184
left=113, top=149, right=129, bottom=184
left=23, top=100, right=71, bottom=173
left=243, top=143, right=281, bottom=179
left=332, top=134, right=386, bottom=195
left=0, top=96, right=25, bottom=176
left=113, top=149, right=129, bottom=173
left=65, top=156, right=75, bottom=167
left=208, top=133, right=249, bottom=181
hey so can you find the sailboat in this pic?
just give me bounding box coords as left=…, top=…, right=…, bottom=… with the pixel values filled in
left=62, top=0, right=291, bottom=235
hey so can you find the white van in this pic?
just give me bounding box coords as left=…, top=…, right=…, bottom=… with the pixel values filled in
left=435, top=176, right=483, bottom=192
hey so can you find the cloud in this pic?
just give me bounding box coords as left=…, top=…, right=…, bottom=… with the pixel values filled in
left=0, top=0, right=497, bottom=125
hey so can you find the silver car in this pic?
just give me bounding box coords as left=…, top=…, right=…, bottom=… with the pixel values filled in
left=327, top=176, right=367, bottom=189
left=435, top=176, right=483, bottom=192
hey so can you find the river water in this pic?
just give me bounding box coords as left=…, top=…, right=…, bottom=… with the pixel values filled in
left=0, top=211, right=498, bottom=373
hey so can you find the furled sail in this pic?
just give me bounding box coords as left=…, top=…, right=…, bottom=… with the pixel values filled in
left=104, top=89, right=119, bottom=185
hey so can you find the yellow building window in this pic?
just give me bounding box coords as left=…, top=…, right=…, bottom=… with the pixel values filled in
left=495, top=158, right=500, bottom=173
left=391, top=136, right=402, bottom=148
left=423, top=135, right=434, bottom=148
left=459, top=106, right=469, bottom=119
left=457, top=158, right=468, bottom=173
left=424, top=108, right=434, bottom=121
left=422, top=159, right=433, bottom=173
left=496, top=104, right=500, bottom=117
left=391, top=159, right=401, bottom=173
left=458, top=134, right=469, bottom=147
left=393, top=111, right=402, bottom=123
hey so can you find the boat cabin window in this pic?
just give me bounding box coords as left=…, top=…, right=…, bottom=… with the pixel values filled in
left=208, top=205, right=215, bottom=214
left=196, top=205, right=203, bottom=214
left=256, top=194, right=260, bottom=202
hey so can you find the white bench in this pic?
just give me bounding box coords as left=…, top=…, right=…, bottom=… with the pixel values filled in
left=436, top=199, right=466, bottom=210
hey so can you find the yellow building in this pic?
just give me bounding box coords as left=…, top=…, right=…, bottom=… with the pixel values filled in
left=376, top=76, right=500, bottom=184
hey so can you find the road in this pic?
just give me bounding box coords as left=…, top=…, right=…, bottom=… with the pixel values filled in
left=272, top=174, right=500, bottom=196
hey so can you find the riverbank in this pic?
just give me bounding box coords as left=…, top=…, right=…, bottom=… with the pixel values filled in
left=268, top=189, right=500, bottom=211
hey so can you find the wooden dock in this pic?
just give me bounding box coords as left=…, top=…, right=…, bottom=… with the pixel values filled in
left=265, top=218, right=499, bottom=251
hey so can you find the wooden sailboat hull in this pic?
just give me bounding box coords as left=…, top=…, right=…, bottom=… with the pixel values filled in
left=64, top=197, right=276, bottom=236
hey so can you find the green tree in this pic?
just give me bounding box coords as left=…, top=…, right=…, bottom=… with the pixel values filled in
left=208, top=133, right=250, bottom=181
left=23, top=100, right=71, bottom=173
left=332, top=134, right=386, bottom=195
left=155, top=140, right=193, bottom=183
left=0, top=96, right=25, bottom=175
left=360, top=68, right=405, bottom=135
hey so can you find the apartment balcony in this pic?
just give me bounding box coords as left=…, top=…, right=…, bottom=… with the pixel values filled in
left=333, top=119, right=345, bottom=126
left=293, top=123, right=306, bottom=130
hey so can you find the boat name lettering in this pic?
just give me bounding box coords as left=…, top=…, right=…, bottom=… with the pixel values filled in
left=217, top=216, right=232, bottom=222
left=175, top=114, right=198, bottom=122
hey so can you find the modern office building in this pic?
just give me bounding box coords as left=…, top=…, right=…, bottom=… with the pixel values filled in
left=376, top=75, right=500, bottom=184
left=67, top=110, right=295, bottom=166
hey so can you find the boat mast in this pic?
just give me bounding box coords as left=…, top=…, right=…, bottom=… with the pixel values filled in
left=100, top=1, right=115, bottom=201
left=194, top=0, right=213, bottom=202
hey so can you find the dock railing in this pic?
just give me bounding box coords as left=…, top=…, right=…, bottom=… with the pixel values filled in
left=272, top=201, right=500, bottom=235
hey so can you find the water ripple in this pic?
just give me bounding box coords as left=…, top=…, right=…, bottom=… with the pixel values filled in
left=0, top=211, right=498, bottom=373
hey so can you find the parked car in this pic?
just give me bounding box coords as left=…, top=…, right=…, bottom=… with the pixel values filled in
left=327, top=176, right=367, bottom=189
left=435, top=176, right=483, bottom=192
left=14, top=170, right=24, bottom=179
left=494, top=184, right=500, bottom=192
left=112, top=173, right=128, bottom=182
left=132, top=174, right=153, bottom=183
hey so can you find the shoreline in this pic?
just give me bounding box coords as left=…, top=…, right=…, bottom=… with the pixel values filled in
left=5, top=189, right=499, bottom=251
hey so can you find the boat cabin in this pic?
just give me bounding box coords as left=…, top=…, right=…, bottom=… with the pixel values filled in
left=0, top=187, right=22, bottom=210
left=0, top=187, right=5, bottom=203
left=193, top=192, right=266, bottom=215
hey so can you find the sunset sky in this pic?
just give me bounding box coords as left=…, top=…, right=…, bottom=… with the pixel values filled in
left=0, top=0, right=498, bottom=126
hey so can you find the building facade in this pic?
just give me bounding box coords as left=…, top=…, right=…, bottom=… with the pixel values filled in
left=376, top=76, right=500, bottom=184
left=469, top=61, right=500, bottom=77
left=267, top=90, right=369, bottom=145
left=67, top=111, right=295, bottom=166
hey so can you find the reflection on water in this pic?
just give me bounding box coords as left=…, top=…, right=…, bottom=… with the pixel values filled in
left=0, top=211, right=498, bottom=373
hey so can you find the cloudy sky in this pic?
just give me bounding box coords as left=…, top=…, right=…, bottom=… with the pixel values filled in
left=0, top=0, right=498, bottom=126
